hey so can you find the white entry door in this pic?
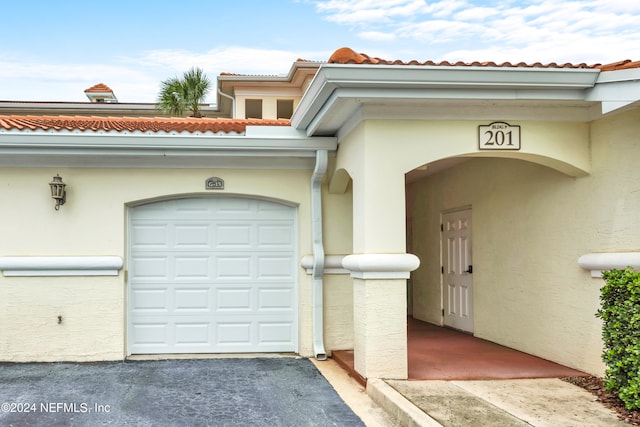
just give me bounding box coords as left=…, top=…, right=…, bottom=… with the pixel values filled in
left=442, top=209, right=473, bottom=333
left=127, top=197, right=297, bottom=354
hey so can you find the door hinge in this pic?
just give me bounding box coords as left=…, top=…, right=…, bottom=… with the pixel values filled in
left=442, top=308, right=445, bottom=316
left=124, top=270, right=128, bottom=282
left=440, top=224, right=444, bottom=232
left=441, top=266, right=444, bottom=274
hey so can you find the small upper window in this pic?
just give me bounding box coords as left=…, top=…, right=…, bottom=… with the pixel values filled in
left=245, top=99, right=263, bottom=119
left=277, top=99, right=294, bottom=119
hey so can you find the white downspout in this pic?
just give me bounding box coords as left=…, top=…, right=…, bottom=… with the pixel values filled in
left=217, top=89, right=235, bottom=118
left=311, top=149, right=328, bottom=360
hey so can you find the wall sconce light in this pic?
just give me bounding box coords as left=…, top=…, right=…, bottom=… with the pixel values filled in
left=49, top=174, right=66, bottom=210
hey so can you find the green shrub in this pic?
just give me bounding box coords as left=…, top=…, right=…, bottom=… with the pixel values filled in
left=596, top=268, right=640, bottom=410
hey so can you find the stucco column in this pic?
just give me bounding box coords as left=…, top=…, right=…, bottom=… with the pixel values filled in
left=350, top=156, right=418, bottom=379
left=336, top=123, right=420, bottom=378
left=343, top=254, right=419, bottom=379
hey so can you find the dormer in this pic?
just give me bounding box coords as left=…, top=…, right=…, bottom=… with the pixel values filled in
left=84, top=83, right=118, bottom=103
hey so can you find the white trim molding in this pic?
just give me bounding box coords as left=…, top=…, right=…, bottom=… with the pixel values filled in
left=0, top=256, right=123, bottom=277
left=578, top=252, right=640, bottom=278
left=300, top=255, right=349, bottom=275
left=342, top=253, right=420, bottom=279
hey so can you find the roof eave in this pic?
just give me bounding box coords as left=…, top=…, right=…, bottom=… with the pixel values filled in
left=0, top=126, right=337, bottom=168
left=292, top=64, right=602, bottom=135
left=587, top=67, right=640, bottom=114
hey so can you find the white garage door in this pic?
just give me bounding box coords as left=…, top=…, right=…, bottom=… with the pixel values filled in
left=128, top=197, right=297, bottom=354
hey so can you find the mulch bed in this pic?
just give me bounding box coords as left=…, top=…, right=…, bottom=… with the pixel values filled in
left=562, top=376, right=640, bottom=425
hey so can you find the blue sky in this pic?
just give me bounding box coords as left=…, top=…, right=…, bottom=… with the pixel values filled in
left=1, top=0, right=639, bottom=103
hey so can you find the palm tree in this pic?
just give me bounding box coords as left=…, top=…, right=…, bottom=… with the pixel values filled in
left=157, top=77, right=185, bottom=117
left=157, top=67, right=211, bottom=118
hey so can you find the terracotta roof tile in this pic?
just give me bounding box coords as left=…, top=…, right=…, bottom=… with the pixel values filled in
left=598, top=59, right=640, bottom=72
left=327, top=47, right=640, bottom=71
left=84, top=83, right=114, bottom=93
left=0, top=116, right=290, bottom=133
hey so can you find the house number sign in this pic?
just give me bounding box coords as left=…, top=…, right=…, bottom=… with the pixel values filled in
left=205, top=177, right=224, bottom=190
left=478, top=122, right=521, bottom=150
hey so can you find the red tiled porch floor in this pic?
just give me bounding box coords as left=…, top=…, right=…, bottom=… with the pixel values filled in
left=332, top=318, right=588, bottom=385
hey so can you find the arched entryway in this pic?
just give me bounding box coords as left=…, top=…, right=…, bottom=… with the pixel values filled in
left=405, top=154, right=596, bottom=377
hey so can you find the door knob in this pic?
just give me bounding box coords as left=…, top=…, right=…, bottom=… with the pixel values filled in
left=464, top=265, right=473, bottom=274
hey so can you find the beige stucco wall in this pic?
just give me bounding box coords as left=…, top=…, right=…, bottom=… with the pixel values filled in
left=321, top=170, right=355, bottom=352
left=334, top=119, right=590, bottom=253
left=408, top=108, right=640, bottom=375
left=0, top=166, right=354, bottom=362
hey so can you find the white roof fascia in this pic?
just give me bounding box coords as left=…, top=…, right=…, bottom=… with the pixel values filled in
left=0, top=127, right=337, bottom=168
left=587, top=68, right=640, bottom=114
left=291, top=67, right=340, bottom=132
left=305, top=86, right=591, bottom=136
left=218, top=61, right=322, bottom=84
left=234, top=87, right=302, bottom=97
left=292, top=64, right=601, bottom=135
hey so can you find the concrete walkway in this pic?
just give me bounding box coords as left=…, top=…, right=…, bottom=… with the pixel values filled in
left=314, top=358, right=626, bottom=427
left=367, top=378, right=626, bottom=427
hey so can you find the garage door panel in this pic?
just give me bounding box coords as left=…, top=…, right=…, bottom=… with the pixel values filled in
left=216, top=288, right=252, bottom=311
left=258, top=288, right=294, bottom=310
left=174, top=288, right=211, bottom=311
left=174, top=224, right=211, bottom=247
left=257, top=202, right=296, bottom=220
left=129, top=197, right=296, bottom=354
left=174, top=256, right=210, bottom=279
left=174, top=323, right=211, bottom=345
left=216, top=224, right=252, bottom=247
left=259, top=322, right=294, bottom=344
left=216, top=256, right=252, bottom=279
left=131, top=323, right=169, bottom=345
left=130, top=225, right=170, bottom=248
left=130, top=288, right=170, bottom=312
left=258, top=256, right=294, bottom=279
left=174, top=205, right=211, bottom=215
left=217, top=322, right=252, bottom=344
left=130, top=256, right=169, bottom=279
left=131, top=320, right=295, bottom=352
left=257, top=224, right=294, bottom=248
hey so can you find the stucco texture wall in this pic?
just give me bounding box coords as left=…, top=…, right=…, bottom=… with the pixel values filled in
left=0, top=167, right=355, bottom=361
left=408, top=108, right=640, bottom=376
left=321, top=174, right=355, bottom=353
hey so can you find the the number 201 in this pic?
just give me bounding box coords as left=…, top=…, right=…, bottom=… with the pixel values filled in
left=483, top=130, right=514, bottom=146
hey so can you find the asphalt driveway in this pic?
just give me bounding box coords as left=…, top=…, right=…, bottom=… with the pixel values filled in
left=0, top=357, right=366, bottom=426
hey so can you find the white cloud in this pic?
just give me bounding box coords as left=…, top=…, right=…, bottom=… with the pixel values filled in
left=0, top=46, right=333, bottom=103
left=453, top=6, right=500, bottom=21
left=313, top=0, right=640, bottom=63
left=315, top=0, right=429, bottom=25
left=358, top=31, right=397, bottom=41
left=426, top=0, right=469, bottom=18
left=0, top=59, right=159, bottom=103
left=132, top=46, right=329, bottom=76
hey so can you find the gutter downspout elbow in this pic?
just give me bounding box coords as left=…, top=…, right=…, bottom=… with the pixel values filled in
left=311, top=149, right=328, bottom=360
